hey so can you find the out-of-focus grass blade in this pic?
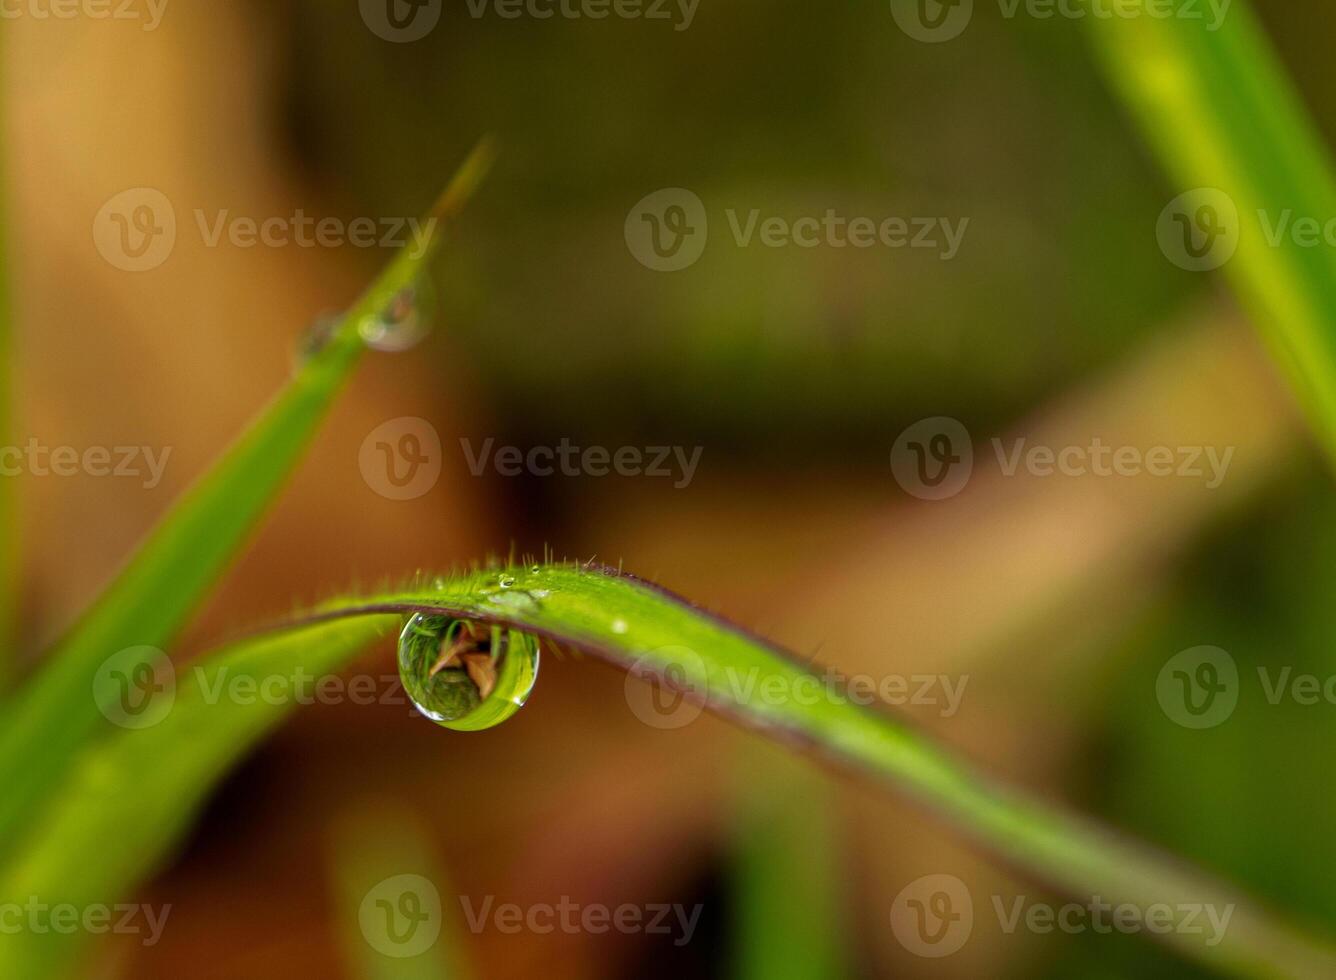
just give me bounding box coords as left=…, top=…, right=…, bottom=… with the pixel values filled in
left=0, top=140, right=494, bottom=854
left=1085, top=1, right=1336, bottom=463
left=331, top=803, right=473, bottom=980
left=0, top=614, right=396, bottom=978
left=732, top=750, right=845, bottom=980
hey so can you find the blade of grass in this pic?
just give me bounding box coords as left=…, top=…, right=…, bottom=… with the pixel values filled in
left=331, top=804, right=473, bottom=980
left=1084, top=0, right=1336, bottom=463
left=732, top=750, right=845, bottom=980
left=0, top=615, right=396, bottom=978
left=7, top=564, right=1329, bottom=978
left=0, top=140, right=495, bottom=855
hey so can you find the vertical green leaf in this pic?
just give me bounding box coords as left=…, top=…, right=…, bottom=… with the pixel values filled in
left=0, top=142, right=494, bottom=854
left=1086, top=0, right=1336, bottom=462
left=732, top=751, right=846, bottom=980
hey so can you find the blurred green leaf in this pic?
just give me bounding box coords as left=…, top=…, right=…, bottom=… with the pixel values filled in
left=0, top=614, right=395, bottom=977
left=0, top=141, right=493, bottom=858
left=331, top=803, right=473, bottom=980
left=1087, top=0, right=1336, bottom=463
left=732, top=750, right=845, bottom=980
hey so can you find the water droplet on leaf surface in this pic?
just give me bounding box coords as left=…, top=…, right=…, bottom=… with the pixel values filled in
left=398, top=614, right=539, bottom=731
left=361, top=282, right=435, bottom=352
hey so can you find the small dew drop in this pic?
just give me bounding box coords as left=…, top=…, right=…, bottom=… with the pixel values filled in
left=397, top=614, right=540, bottom=732
left=360, top=282, right=435, bottom=352
left=611, top=618, right=629, bottom=635
left=294, top=313, right=340, bottom=366
left=498, top=574, right=516, bottom=589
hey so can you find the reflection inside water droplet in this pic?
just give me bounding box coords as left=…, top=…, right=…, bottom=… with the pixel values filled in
left=361, top=281, right=435, bottom=352
left=398, top=614, right=539, bottom=731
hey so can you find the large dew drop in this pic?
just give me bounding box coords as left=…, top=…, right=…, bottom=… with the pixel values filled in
left=397, top=614, right=540, bottom=732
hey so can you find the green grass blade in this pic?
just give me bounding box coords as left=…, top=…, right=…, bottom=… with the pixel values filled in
left=286, top=564, right=1336, bottom=977
left=1085, top=0, right=1336, bottom=463
left=0, top=141, right=495, bottom=853
left=331, top=804, right=473, bottom=980
left=6, top=563, right=1332, bottom=977
left=0, top=615, right=395, bottom=978
left=731, top=751, right=845, bottom=980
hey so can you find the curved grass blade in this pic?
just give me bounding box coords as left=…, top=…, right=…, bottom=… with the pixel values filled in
left=7, top=568, right=1325, bottom=980
left=292, top=564, right=1336, bottom=978
left=0, top=614, right=396, bottom=978
left=5, top=563, right=1333, bottom=977
left=1085, top=1, right=1336, bottom=463
left=0, top=140, right=494, bottom=854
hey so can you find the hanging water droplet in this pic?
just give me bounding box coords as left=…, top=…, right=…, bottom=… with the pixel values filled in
left=360, top=280, right=435, bottom=352
left=295, top=312, right=341, bottom=365
left=398, top=614, right=539, bottom=732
